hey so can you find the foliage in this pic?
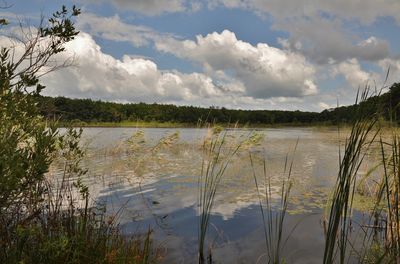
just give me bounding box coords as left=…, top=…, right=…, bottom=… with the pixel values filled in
left=35, top=83, right=400, bottom=126
left=323, top=88, right=380, bottom=264
left=2, top=128, right=155, bottom=263
left=36, top=95, right=321, bottom=125
left=320, top=82, right=400, bottom=124
left=0, top=4, right=81, bottom=233
left=366, top=126, right=400, bottom=262
left=0, top=6, right=156, bottom=264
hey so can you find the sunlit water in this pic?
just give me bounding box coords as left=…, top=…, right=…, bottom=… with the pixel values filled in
left=49, top=127, right=379, bottom=263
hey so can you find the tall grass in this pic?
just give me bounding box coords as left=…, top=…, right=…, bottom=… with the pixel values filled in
left=353, top=117, right=400, bottom=264
left=250, top=141, right=297, bottom=264
left=369, top=128, right=400, bottom=262
left=323, top=88, right=380, bottom=264
left=380, top=134, right=400, bottom=261
left=197, top=126, right=251, bottom=264
left=0, top=128, right=158, bottom=263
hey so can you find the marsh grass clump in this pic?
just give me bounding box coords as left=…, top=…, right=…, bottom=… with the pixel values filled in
left=369, top=128, right=400, bottom=262
left=1, top=127, right=158, bottom=264
left=249, top=141, right=297, bottom=264
left=323, top=87, right=381, bottom=264
left=320, top=82, right=400, bottom=263
left=197, top=126, right=257, bottom=263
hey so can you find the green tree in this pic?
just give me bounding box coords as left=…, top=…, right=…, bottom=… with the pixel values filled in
left=0, top=5, right=81, bottom=258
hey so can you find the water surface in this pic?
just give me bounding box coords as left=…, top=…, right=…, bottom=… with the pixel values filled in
left=51, top=127, right=372, bottom=263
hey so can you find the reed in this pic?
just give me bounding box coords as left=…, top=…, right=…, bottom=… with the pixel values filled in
left=323, top=87, right=380, bottom=264
left=197, top=126, right=250, bottom=264
left=0, top=128, right=158, bottom=263
left=250, top=140, right=297, bottom=264
left=370, top=128, right=400, bottom=262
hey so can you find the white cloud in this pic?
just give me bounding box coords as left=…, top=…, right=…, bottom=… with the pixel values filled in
left=318, top=102, right=330, bottom=110
left=86, top=0, right=195, bottom=16
left=332, top=58, right=378, bottom=88
left=34, top=32, right=326, bottom=111
left=3, top=1, right=398, bottom=111
left=75, top=16, right=320, bottom=99
left=318, top=102, right=336, bottom=110
left=76, top=13, right=174, bottom=47
left=156, top=30, right=318, bottom=98
left=209, top=0, right=400, bottom=24
left=274, top=17, right=389, bottom=64
left=72, top=12, right=394, bottom=102
left=41, top=32, right=229, bottom=103
left=378, top=58, right=400, bottom=85
left=210, top=0, right=393, bottom=65
left=0, top=26, right=322, bottom=110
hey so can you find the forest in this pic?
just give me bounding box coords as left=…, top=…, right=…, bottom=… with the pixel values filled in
left=37, top=82, right=400, bottom=125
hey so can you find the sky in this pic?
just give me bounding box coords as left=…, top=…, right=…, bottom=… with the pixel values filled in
left=2, top=0, right=400, bottom=111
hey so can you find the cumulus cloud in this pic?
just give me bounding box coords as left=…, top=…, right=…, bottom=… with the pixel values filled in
left=209, top=0, right=400, bottom=24
left=378, top=58, right=400, bottom=85
left=85, top=0, right=198, bottom=16
left=318, top=102, right=332, bottom=110
left=76, top=13, right=164, bottom=47
left=113, top=0, right=185, bottom=15
left=332, top=58, right=379, bottom=88
left=76, top=13, right=182, bottom=49
left=274, top=17, right=389, bottom=64
left=156, top=30, right=318, bottom=98
left=0, top=20, right=322, bottom=109
left=16, top=32, right=319, bottom=111
left=72, top=11, right=394, bottom=101
left=210, top=0, right=394, bottom=65
left=75, top=16, right=319, bottom=99
left=3, top=1, right=398, bottom=112
left=41, top=32, right=231, bottom=103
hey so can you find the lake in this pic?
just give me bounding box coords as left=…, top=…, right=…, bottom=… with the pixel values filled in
left=49, top=127, right=375, bottom=263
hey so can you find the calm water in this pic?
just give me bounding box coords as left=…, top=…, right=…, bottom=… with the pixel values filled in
left=50, top=127, right=374, bottom=263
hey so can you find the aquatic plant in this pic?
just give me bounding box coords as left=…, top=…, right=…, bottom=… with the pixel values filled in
left=1, top=125, right=159, bottom=263
left=197, top=126, right=252, bottom=263
left=323, top=87, right=380, bottom=264
left=365, top=126, right=400, bottom=262
left=250, top=140, right=297, bottom=264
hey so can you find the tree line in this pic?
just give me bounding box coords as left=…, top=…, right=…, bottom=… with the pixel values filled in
left=36, top=82, right=400, bottom=125
left=320, top=82, right=400, bottom=123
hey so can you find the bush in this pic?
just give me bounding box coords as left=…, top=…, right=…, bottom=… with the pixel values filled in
left=0, top=6, right=157, bottom=264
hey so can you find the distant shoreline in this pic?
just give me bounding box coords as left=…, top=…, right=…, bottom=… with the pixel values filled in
left=58, top=120, right=345, bottom=129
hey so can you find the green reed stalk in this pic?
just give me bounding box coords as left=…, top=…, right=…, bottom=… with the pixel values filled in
left=198, top=128, right=247, bottom=264
left=377, top=132, right=400, bottom=262
left=250, top=140, right=297, bottom=264
left=323, top=88, right=379, bottom=264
